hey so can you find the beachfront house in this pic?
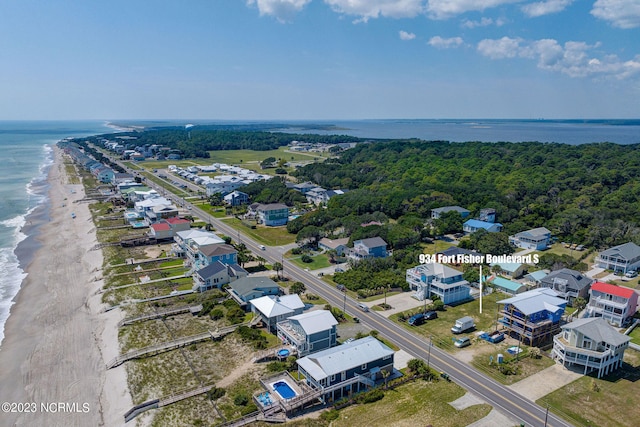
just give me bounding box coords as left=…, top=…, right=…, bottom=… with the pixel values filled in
left=347, top=237, right=389, bottom=260
left=552, top=317, right=630, bottom=378
left=276, top=310, right=338, bottom=356
left=430, top=205, right=470, bottom=220
left=586, top=281, right=638, bottom=327
left=192, top=261, right=248, bottom=292
left=250, top=294, right=305, bottom=332
left=173, top=229, right=226, bottom=270
left=509, top=227, right=552, bottom=250
left=318, top=238, right=350, bottom=256
left=498, top=288, right=567, bottom=346
left=595, top=242, right=640, bottom=274
left=539, top=268, right=593, bottom=306
left=228, top=277, right=281, bottom=307
left=296, top=336, right=394, bottom=402
left=406, top=262, right=471, bottom=304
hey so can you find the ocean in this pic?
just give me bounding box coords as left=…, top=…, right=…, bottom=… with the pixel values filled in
left=0, top=118, right=638, bottom=347
left=0, top=121, right=109, bottom=346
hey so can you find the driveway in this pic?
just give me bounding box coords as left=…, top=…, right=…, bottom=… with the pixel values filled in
left=362, top=292, right=428, bottom=318
left=507, top=362, right=582, bottom=402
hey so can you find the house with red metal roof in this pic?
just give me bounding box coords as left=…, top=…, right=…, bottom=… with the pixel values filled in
left=148, top=217, right=191, bottom=240
left=586, top=281, right=638, bottom=327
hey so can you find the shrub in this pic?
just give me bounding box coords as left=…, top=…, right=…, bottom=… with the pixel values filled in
left=291, top=247, right=303, bottom=255
left=301, top=254, right=313, bottom=263
left=210, top=308, right=224, bottom=320
left=355, top=388, right=384, bottom=404
left=234, top=393, right=249, bottom=406
left=267, top=361, right=287, bottom=372
left=207, top=387, right=226, bottom=400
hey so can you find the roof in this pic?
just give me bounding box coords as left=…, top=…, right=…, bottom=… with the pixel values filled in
left=199, top=244, right=237, bottom=257
left=319, top=237, right=349, bottom=249
left=464, top=219, right=503, bottom=230
left=541, top=268, right=593, bottom=291
left=498, top=288, right=566, bottom=316
left=491, top=277, right=527, bottom=292
left=166, top=217, right=190, bottom=225
left=196, top=260, right=227, bottom=278
left=251, top=294, right=304, bottom=318
left=296, top=336, right=394, bottom=381
left=599, top=242, right=640, bottom=261
left=176, top=229, right=225, bottom=246
left=150, top=222, right=171, bottom=231
left=591, top=281, right=635, bottom=299
left=410, top=262, right=464, bottom=280
left=525, top=270, right=548, bottom=282
left=257, top=203, right=289, bottom=211
left=490, top=262, right=523, bottom=273
left=514, top=227, right=551, bottom=238
left=562, top=317, right=630, bottom=347
left=288, top=310, right=338, bottom=335
left=355, top=236, right=388, bottom=248
left=437, top=246, right=477, bottom=257
left=230, top=276, right=279, bottom=298
left=432, top=205, right=470, bottom=214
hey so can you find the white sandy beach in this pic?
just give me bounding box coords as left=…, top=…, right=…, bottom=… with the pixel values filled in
left=0, top=147, right=131, bottom=426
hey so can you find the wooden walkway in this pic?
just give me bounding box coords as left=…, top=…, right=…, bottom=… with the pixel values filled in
left=118, top=304, right=203, bottom=327
left=107, top=318, right=260, bottom=369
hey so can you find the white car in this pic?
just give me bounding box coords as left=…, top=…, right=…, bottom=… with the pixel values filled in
left=625, top=270, right=638, bottom=278
left=259, top=245, right=266, bottom=250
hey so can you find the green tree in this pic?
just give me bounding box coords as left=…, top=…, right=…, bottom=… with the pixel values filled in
left=290, top=281, right=307, bottom=295
left=208, top=192, right=223, bottom=206
left=273, top=262, right=283, bottom=279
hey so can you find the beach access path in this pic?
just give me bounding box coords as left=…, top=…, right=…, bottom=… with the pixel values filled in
left=0, top=147, right=131, bottom=426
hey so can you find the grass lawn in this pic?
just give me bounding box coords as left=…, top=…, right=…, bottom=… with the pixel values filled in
left=332, top=378, right=491, bottom=427
left=221, top=217, right=295, bottom=246
left=470, top=346, right=555, bottom=385
left=390, top=292, right=505, bottom=348
left=192, top=201, right=229, bottom=218
left=289, top=254, right=332, bottom=270
left=628, top=325, right=640, bottom=345
left=538, top=351, right=640, bottom=427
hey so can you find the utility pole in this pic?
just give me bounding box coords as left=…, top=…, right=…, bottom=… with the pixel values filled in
left=427, top=335, right=433, bottom=369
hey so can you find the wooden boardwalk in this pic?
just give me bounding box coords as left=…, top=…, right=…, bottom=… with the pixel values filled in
left=107, top=318, right=260, bottom=369
left=118, top=304, right=203, bottom=327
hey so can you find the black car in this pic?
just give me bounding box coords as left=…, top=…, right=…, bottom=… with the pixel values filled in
left=424, top=310, right=438, bottom=320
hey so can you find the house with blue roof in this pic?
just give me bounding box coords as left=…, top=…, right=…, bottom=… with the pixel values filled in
left=192, top=260, right=248, bottom=292
left=498, top=288, right=567, bottom=346
left=463, top=219, right=503, bottom=234
left=296, top=336, right=394, bottom=402
left=277, top=310, right=338, bottom=356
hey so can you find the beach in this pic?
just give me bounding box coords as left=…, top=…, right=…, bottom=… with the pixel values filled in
left=0, top=146, right=131, bottom=426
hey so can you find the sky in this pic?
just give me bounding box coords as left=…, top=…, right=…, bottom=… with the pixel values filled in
left=0, top=0, right=639, bottom=120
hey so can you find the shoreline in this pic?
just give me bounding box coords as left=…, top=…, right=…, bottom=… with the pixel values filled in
left=0, top=146, right=131, bottom=426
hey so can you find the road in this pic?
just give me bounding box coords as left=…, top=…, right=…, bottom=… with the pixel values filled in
left=114, top=156, right=574, bottom=427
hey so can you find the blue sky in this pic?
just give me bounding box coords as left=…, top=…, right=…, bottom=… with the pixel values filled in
left=1, top=0, right=639, bottom=120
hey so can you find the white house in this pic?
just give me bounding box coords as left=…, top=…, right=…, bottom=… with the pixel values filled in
left=251, top=294, right=305, bottom=332
left=552, top=317, right=630, bottom=378
left=509, top=227, right=552, bottom=250
left=595, top=242, right=640, bottom=274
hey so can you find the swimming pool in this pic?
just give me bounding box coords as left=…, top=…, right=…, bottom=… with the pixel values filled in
left=277, top=349, right=290, bottom=358
left=272, top=381, right=297, bottom=400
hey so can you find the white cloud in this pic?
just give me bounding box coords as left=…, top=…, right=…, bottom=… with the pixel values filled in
left=591, top=0, right=640, bottom=29
left=324, top=0, right=425, bottom=23
left=428, top=36, right=464, bottom=49
left=246, top=0, right=311, bottom=23
left=477, top=36, right=640, bottom=79
left=399, top=30, right=417, bottom=40
left=477, top=36, right=523, bottom=58
left=427, top=0, right=520, bottom=20
left=521, top=0, right=573, bottom=17
left=461, top=17, right=505, bottom=28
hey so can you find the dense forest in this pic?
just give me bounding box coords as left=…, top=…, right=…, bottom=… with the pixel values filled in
left=292, top=140, right=640, bottom=249
left=88, top=125, right=361, bottom=158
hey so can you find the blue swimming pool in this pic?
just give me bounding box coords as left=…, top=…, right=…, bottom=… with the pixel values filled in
left=272, top=381, right=297, bottom=400
left=277, top=349, right=290, bottom=357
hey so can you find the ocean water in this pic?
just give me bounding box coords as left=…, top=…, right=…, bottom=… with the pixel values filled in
left=0, top=121, right=108, bottom=347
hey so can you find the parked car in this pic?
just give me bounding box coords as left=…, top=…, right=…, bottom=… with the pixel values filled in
left=336, top=284, right=346, bottom=291
left=625, top=270, right=638, bottom=278
left=408, top=313, right=426, bottom=326
left=454, top=337, right=471, bottom=348
left=424, top=310, right=438, bottom=320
